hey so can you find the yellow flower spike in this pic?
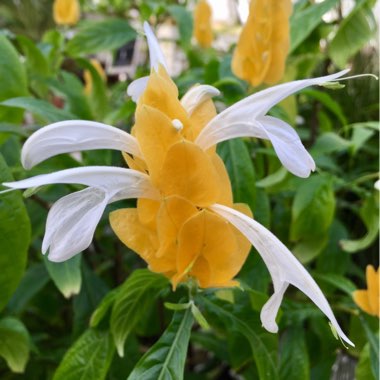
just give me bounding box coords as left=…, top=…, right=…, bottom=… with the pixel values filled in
left=158, top=141, right=220, bottom=207
left=53, top=0, right=80, bottom=26
left=138, top=66, right=189, bottom=127
left=84, top=59, right=106, bottom=95
left=353, top=265, right=380, bottom=317
left=232, top=0, right=292, bottom=86
left=134, top=105, right=182, bottom=184
left=137, top=198, right=160, bottom=229
left=175, top=210, right=241, bottom=288
left=193, top=0, right=213, bottom=48
left=156, top=196, right=198, bottom=259
left=109, top=208, right=158, bottom=264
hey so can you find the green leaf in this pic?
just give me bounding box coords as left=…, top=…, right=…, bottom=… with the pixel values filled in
left=350, top=126, right=375, bottom=155
left=356, top=343, right=376, bottom=380
left=168, top=5, right=193, bottom=48
left=330, top=0, right=376, bottom=68
left=290, top=174, right=335, bottom=241
left=111, top=269, right=169, bottom=356
left=290, top=0, right=339, bottom=53
left=218, top=139, right=256, bottom=212
left=279, top=327, right=310, bottom=380
left=360, top=317, right=379, bottom=380
left=314, top=273, right=356, bottom=295
left=66, top=19, right=136, bottom=56
left=0, top=317, right=30, bottom=373
left=76, top=58, right=108, bottom=120
left=340, top=193, right=379, bottom=253
left=311, top=132, right=352, bottom=156
left=90, top=289, right=119, bottom=328
left=292, top=233, right=328, bottom=264
left=47, top=70, right=93, bottom=120
left=0, top=97, right=76, bottom=123
left=200, top=296, right=279, bottom=380
left=127, top=309, right=193, bottom=380
left=0, top=35, right=28, bottom=123
left=0, top=154, right=31, bottom=311
left=0, top=123, right=29, bottom=137
left=16, top=35, right=50, bottom=77
left=44, top=254, right=82, bottom=299
left=256, top=167, right=288, bottom=189
left=53, top=329, right=114, bottom=380
left=302, top=89, right=348, bottom=126
left=7, top=263, right=49, bottom=314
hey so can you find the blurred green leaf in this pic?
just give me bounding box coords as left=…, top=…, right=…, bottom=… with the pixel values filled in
left=279, top=327, right=309, bottom=380
left=127, top=309, right=193, bottom=380
left=350, top=126, right=375, bottom=155
left=311, top=132, right=351, bottom=156
left=340, top=193, right=379, bottom=253
left=360, top=316, right=379, bottom=380
left=218, top=139, right=256, bottom=213
left=0, top=35, right=28, bottom=124
left=330, top=0, right=376, bottom=68
left=66, top=19, right=136, bottom=56
left=314, top=273, right=356, bottom=295
left=111, top=269, right=169, bottom=356
left=7, top=263, right=49, bottom=314
left=0, top=122, right=29, bottom=137
left=48, top=70, right=93, bottom=120
left=0, top=317, right=30, bottom=373
left=168, top=5, right=193, bottom=48
left=302, top=89, right=348, bottom=126
left=290, top=0, right=339, bottom=53
left=292, top=233, right=328, bottom=263
left=200, top=296, right=279, bottom=380
left=290, top=174, right=335, bottom=241
left=76, top=58, right=108, bottom=120
left=53, top=329, right=114, bottom=380
left=256, top=167, right=288, bottom=189
left=0, top=154, right=31, bottom=311
left=16, top=35, right=50, bottom=77
left=0, top=97, right=76, bottom=123
left=43, top=254, right=82, bottom=299
left=356, top=343, right=376, bottom=380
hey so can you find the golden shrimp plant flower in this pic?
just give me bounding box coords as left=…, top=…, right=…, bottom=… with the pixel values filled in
left=53, top=0, right=80, bottom=26
left=193, top=0, right=213, bottom=48
left=232, top=0, right=292, bottom=86
left=2, top=23, right=353, bottom=346
left=353, top=265, right=379, bottom=317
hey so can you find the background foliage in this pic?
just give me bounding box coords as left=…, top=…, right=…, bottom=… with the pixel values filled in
left=0, top=0, right=378, bottom=379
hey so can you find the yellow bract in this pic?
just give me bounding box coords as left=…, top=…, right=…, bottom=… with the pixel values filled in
left=232, top=0, right=292, bottom=87
left=353, top=265, right=379, bottom=317
left=193, top=0, right=213, bottom=48
left=112, top=66, right=252, bottom=288
left=53, top=0, right=80, bottom=26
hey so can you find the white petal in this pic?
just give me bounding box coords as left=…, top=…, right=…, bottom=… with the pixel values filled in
left=210, top=204, right=354, bottom=347
left=196, top=70, right=349, bottom=147
left=127, top=76, right=150, bottom=102
left=3, top=166, right=159, bottom=200
left=144, top=21, right=168, bottom=71
left=21, top=120, right=142, bottom=169
left=43, top=187, right=108, bottom=262
left=180, top=85, right=220, bottom=116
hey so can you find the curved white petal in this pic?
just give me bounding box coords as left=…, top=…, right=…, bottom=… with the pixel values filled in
left=196, top=70, right=349, bottom=148
left=180, top=85, right=220, bottom=116
left=3, top=166, right=159, bottom=200
left=21, top=120, right=142, bottom=169
left=210, top=204, right=354, bottom=347
left=144, top=21, right=168, bottom=71
left=127, top=76, right=150, bottom=102
left=42, top=187, right=108, bottom=262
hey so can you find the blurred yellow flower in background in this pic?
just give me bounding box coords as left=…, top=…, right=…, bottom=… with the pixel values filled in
left=353, top=265, right=379, bottom=317
left=53, top=0, right=80, bottom=26
left=232, top=0, right=292, bottom=87
left=84, top=59, right=106, bottom=95
left=193, top=0, right=213, bottom=48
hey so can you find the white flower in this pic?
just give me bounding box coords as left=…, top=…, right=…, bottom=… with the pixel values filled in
left=2, top=22, right=353, bottom=346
